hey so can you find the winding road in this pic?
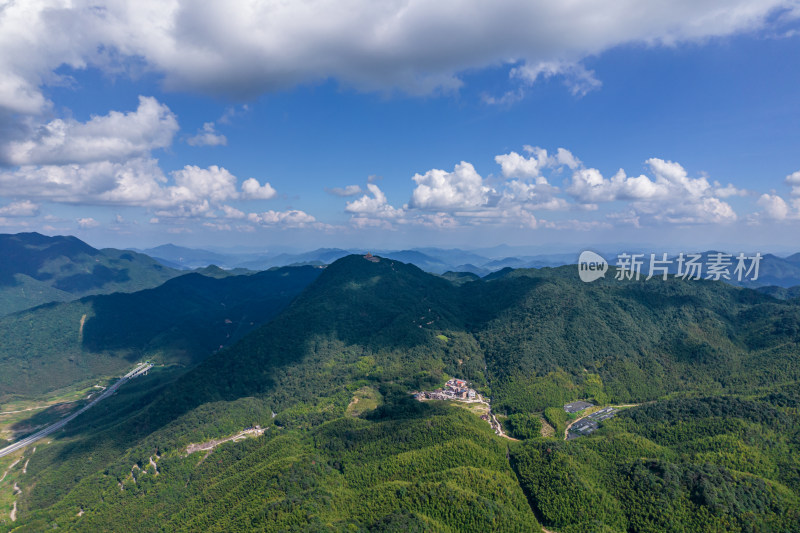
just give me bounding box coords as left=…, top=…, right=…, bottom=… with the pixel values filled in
left=0, top=363, right=152, bottom=458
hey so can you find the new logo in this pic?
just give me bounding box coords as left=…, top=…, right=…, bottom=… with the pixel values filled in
left=578, top=251, right=608, bottom=282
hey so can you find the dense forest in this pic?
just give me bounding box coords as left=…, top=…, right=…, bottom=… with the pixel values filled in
left=2, top=254, right=800, bottom=531
left=0, top=266, right=321, bottom=400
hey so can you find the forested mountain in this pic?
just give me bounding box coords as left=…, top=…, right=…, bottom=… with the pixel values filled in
left=0, top=233, right=182, bottom=316
left=0, top=266, right=322, bottom=400
left=3, top=255, right=800, bottom=531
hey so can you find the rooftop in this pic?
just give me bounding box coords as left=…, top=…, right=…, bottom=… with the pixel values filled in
left=564, top=401, right=594, bottom=413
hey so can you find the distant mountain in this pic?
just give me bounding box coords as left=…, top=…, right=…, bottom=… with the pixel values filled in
left=439, top=270, right=481, bottom=285
left=0, top=232, right=182, bottom=316
left=138, top=244, right=240, bottom=270
left=756, top=284, right=800, bottom=300
left=379, top=250, right=450, bottom=273
left=784, top=252, right=800, bottom=267
left=0, top=265, right=322, bottom=399
left=233, top=247, right=351, bottom=270
left=412, top=247, right=491, bottom=266
left=453, top=263, right=491, bottom=276
left=482, top=266, right=515, bottom=280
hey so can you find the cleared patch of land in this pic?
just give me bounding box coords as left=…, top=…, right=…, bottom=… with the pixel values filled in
left=346, top=386, right=382, bottom=417
left=185, top=427, right=266, bottom=456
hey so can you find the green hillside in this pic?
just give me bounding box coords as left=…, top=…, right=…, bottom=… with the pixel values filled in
left=3, top=255, right=800, bottom=531
left=0, top=266, right=322, bottom=401
left=0, top=233, right=184, bottom=316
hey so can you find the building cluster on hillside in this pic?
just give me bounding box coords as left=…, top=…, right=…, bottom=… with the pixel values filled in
left=363, top=253, right=380, bottom=263
left=415, top=378, right=477, bottom=401
left=567, top=406, right=618, bottom=440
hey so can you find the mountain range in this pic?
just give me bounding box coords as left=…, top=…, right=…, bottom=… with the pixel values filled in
left=2, top=253, right=799, bottom=531
left=0, top=233, right=183, bottom=317
left=136, top=242, right=800, bottom=288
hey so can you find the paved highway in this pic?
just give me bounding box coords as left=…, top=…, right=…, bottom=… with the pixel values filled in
left=0, top=363, right=153, bottom=458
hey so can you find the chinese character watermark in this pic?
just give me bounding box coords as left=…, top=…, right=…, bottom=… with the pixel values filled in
left=578, top=251, right=762, bottom=283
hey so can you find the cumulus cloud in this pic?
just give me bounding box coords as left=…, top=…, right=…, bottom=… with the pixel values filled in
left=554, top=148, right=581, bottom=170
left=346, top=184, right=403, bottom=218
left=786, top=170, right=800, bottom=195
left=2, top=96, right=178, bottom=165
left=0, top=200, right=39, bottom=217
left=714, top=182, right=749, bottom=197
left=76, top=217, right=99, bottom=228
left=495, top=151, right=544, bottom=179
left=495, top=147, right=579, bottom=179
left=247, top=209, right=320, bottom=228
left=0, top=156, right=283, bottom=223
left=566, top=158, right=738, bottom=224
left=187, top=122, right=227, bottom=147
left=326, top=185, right=363, bottom=197
left=0, top=0, right=796, bottom=115
left=221, top=205, right=246, bottom=219
left=499, top=180, right=568, bottom=211
left=241, top=177, right=277, bottom=199
left=394, top=147, right=750, bottom=229
left=756, top=193, right=800, bottom=221
left=168, top=165, right=239, bottom=205
left=409, top=162, right=492, bottom=210
left=0, top=157, right=167, bottom=205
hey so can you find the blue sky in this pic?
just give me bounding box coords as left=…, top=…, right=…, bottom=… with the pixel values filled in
left=0, top=1, right=799, bottom=252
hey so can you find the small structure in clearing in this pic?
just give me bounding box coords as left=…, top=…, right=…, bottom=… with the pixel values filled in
left=564, top=400, right=594, bottom=413
left=567, top=407, right=618, bottom=440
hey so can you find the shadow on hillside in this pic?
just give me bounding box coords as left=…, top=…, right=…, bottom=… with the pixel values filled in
left=42, top=259, right=542, bottom=491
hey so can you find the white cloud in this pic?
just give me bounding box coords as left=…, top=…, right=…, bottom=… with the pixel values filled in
left=326, top=185, right=363, bottom=197
left=168, top=165, right=239, bottom=205
left=247, top=209, right=320, bottom=228
left=346, top=183, right=403, bottom=218
left=187, top=122, right=227, bottom=147
left=202, top=221, right=232, bottom=231
left=500, top=180, right=568, bottom=210
left=0, top=0, right=795, bottom=114
left=495, top=151, right=544, bottom=179
left=2, top=96, right=178, bottom=165
left=221, top=205, right=246, bottom=219
left=568, top=167, right=668, bottom=203
left=756, top=193, right=800, bottom=220
left=0, top=200, right=39, bottom=217
left=555, top=148, right=580, bottom=170
left=350, top=216, right=395, bottom=230
left=76, top=217, right=99, bottom=228
left=0, top=157, right=168, bottom=205
left=786, top=170, right=800, bottom=195
left=511, top=61, right=602, bottom=97
left=414, top=212, right=459, bottom=229
left=241, top=178, right=277, bottom=200
left=409, top=162, right=492, bottom=210
left=566, top=158, right=738, bottom=224
left=714, top=182, right=749, bottom=197
left=0, top=157, right=283, bottom=222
